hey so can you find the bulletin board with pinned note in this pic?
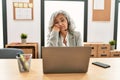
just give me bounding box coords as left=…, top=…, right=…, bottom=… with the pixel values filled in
left=92, top=0, right=111, bottom=21
left=13, top=0, right=33, bottom=20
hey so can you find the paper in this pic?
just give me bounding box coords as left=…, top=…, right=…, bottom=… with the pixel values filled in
left=94, top=0, right=104, bottom=10
left=14, top=3, right=19, bottom=7
left=28, top=3, right=33, bottom=8
left=24, top=3, right=28, bottom=8
left=18, top=3, right=23, bottom=8
left=15, top=8, right=32, bottom=19
left=14, top=0, right=29, bottom=2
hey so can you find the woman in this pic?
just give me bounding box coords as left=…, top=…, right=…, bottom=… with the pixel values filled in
left=47, top=10, right=82, bottom=47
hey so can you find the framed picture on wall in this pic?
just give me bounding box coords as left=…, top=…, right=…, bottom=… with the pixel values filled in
left=13, top=0, right=34, bottom=20
left=41, top=0, right=88, bottom=47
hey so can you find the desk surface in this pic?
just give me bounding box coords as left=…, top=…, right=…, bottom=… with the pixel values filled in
left=0, top=58, right=120, bottom=80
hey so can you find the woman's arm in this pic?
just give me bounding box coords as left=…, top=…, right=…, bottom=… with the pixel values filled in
left=74, top=31, right=83, bottom=46
left=47, top=30, right=59, bottom=47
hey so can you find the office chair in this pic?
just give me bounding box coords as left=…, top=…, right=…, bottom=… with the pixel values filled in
left=0, top=48, right=24, bottom=59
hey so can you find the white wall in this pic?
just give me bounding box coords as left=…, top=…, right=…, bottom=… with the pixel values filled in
left=6, top=0, right=115, bottom=57
left=7, top=0, right=41, bottom=57
left=87, top=0, right=115, bottom=43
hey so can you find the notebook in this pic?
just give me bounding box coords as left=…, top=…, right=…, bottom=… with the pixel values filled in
left=42, top=47, right=91, bottom=73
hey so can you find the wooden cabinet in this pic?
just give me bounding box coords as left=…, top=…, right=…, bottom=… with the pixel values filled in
left=5, top=42, right=38, bottom=58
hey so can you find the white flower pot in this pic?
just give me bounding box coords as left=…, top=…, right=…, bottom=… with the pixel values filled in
left=21, top=39, right=26, bottom=43
left=110, top=45, right=115, bottom=50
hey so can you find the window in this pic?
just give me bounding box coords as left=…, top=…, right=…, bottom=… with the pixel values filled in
left=117, top=1, right=120, bottom=49
left=114, top=0, right=120, bottom=50
left=0, top=1, right=3, bottom=48
left=41, top=0, right=88, bottom=46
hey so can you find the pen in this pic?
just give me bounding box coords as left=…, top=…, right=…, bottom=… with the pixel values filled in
left=18, top=54, right=29, bottom=71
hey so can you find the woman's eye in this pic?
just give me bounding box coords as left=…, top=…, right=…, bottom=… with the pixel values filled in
left=55, top=22, right=58, bottom=24
left=61, top=19, right=64, bottom=22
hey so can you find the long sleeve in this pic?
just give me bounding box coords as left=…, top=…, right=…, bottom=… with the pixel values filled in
left=74, top=31, right=83, bottom=46
left=47, top=30, right=59, bottom=47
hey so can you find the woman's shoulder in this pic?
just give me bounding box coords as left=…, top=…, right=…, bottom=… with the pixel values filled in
left=72, top=31, right=81, bottom=36
left=69, top=31, right=81, bottom=38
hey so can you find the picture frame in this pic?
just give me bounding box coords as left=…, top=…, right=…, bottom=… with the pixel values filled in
left=13, top=0, right=33, bottom=20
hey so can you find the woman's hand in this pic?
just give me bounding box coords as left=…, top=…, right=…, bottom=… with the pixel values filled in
left=52, top=25, right=60, bottom=32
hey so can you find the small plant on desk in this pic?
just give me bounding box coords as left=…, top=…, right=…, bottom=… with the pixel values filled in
left=109, top=40, right=116, bottom=50
left=21, top=33, right=28, bottom=43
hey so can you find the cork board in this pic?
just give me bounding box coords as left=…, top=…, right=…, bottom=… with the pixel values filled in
left=13, top=0, right=33, bottom=20
left=92, top=0, right=111, bottom=21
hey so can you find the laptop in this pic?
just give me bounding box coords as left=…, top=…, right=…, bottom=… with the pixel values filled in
left=42, top=47, right=91, bottom=73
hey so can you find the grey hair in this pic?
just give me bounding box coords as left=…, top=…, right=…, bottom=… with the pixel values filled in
left=48, top=10, right=76, bottom=34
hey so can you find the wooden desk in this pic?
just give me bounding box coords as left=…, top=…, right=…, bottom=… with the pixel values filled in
left=0, top=59, right=43, bottom=80
left=5, top=42, right=38, bottom=58
left=0, top=58, right=120, bottom=80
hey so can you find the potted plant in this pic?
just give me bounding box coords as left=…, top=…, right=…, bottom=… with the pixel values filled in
left=21, top=33, right=27, bottom=43
left=109, top=40, right=116, bottom=50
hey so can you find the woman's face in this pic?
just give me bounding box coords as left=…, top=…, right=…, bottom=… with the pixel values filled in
left=54, top=14, right=68, bottom=32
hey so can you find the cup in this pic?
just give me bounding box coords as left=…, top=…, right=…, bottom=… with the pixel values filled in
left=16, top=54, right=32, bottom=72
